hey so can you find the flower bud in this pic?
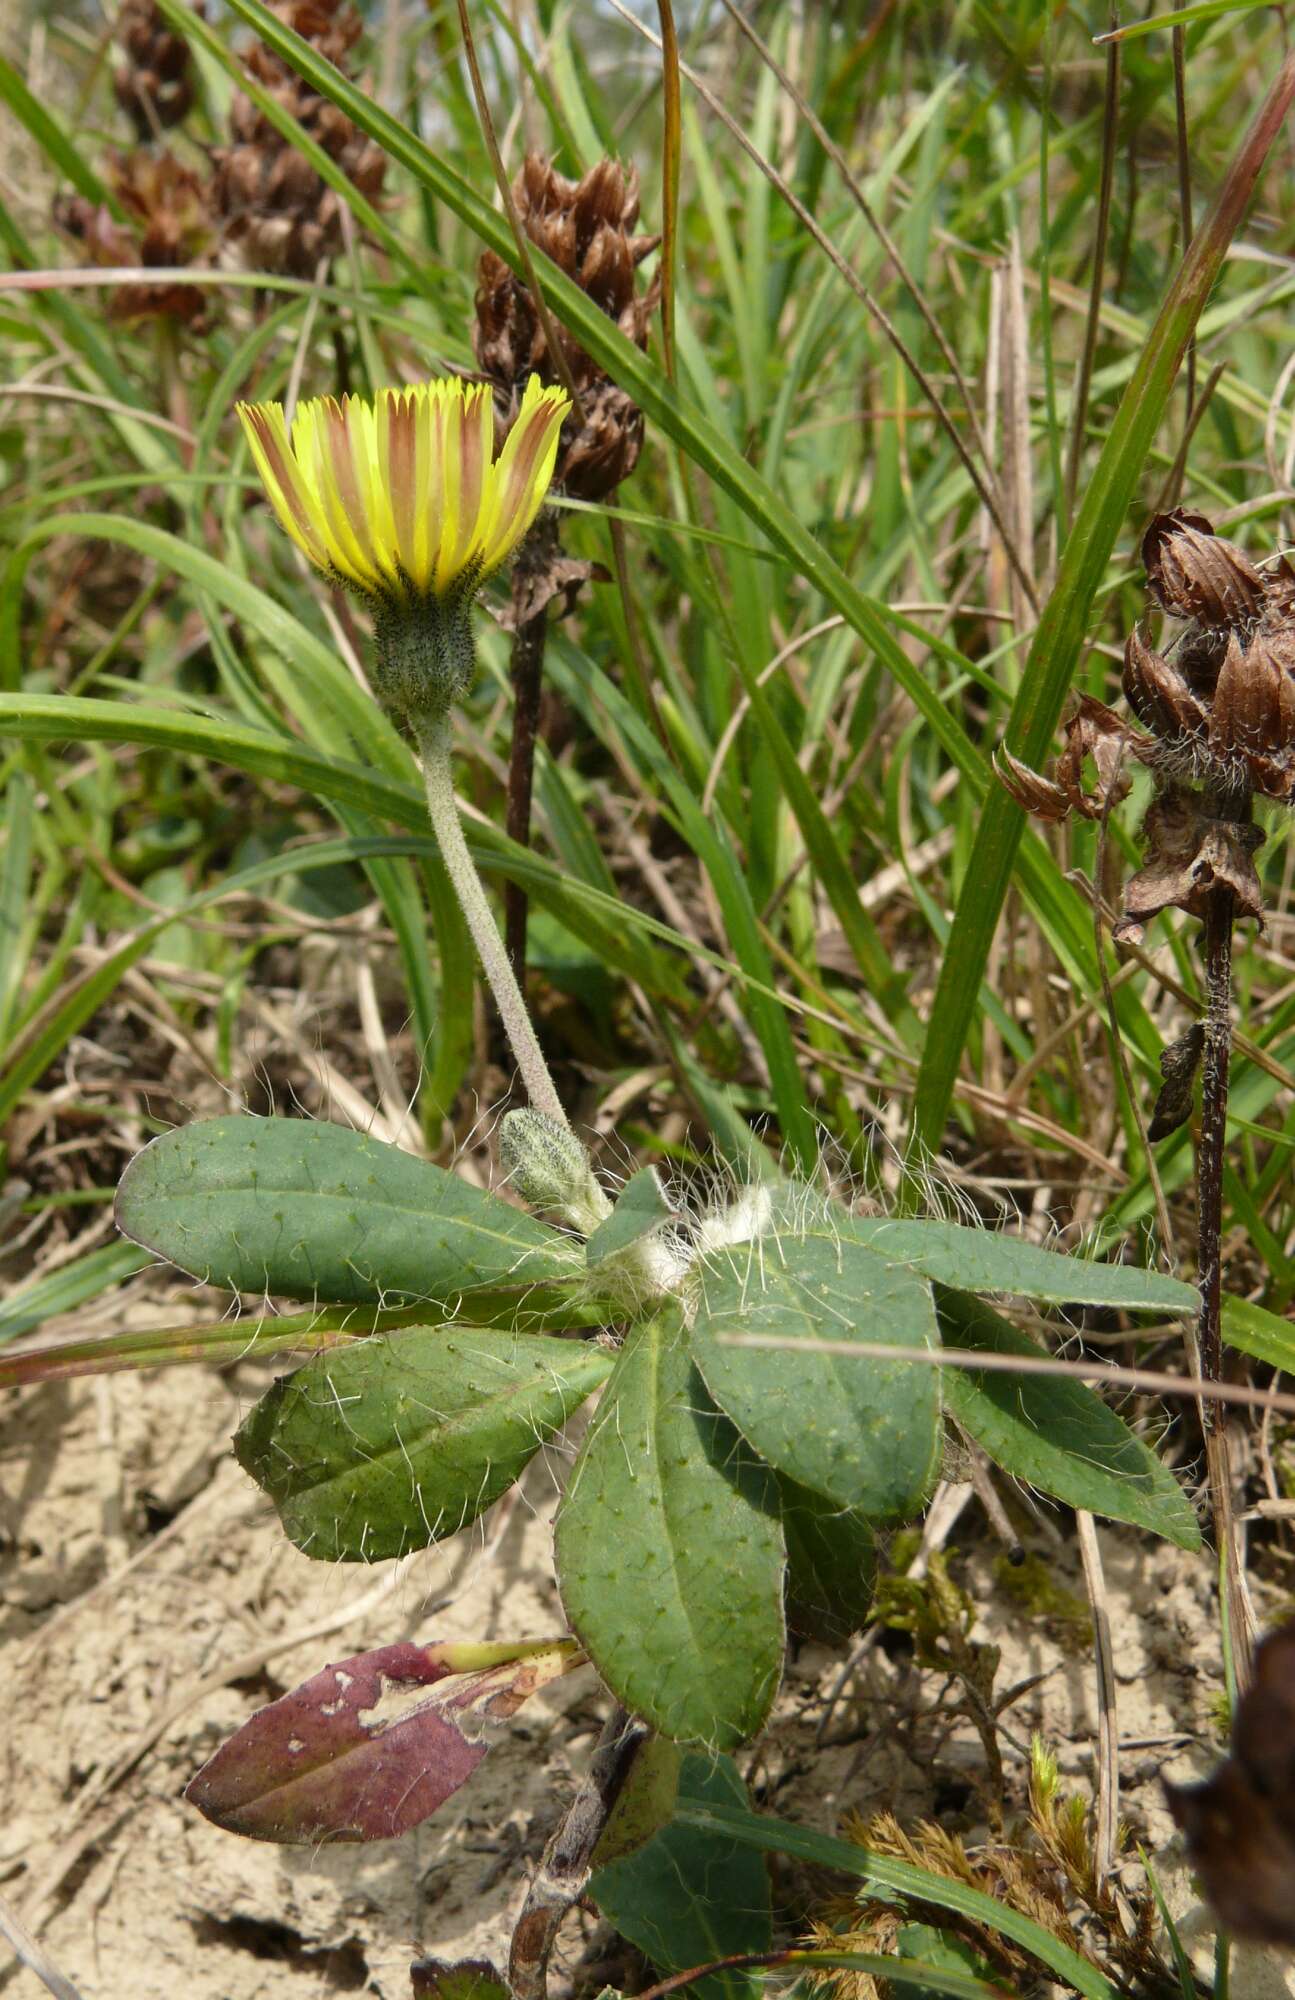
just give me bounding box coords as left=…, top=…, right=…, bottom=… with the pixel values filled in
left=499, top=1109, right=610, bottom=1235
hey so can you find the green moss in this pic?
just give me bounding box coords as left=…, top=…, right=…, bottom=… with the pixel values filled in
left=993, top=1554, right=1092, bottom=1652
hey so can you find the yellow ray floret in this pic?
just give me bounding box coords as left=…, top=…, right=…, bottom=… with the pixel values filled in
left=237, top=376, right=569, bottom=605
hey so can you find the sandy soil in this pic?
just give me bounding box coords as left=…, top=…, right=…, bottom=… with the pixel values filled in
left=2, top=1316, right=1292, bottom=2000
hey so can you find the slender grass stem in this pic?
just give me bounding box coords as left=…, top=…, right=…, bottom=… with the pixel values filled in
left=1063, top=8, right=1119, bottom=525
left=416, top=711, right=569, bottom=1131
left=504, top=592, right=547, bottom=982
left=1172, top=25, right=1197, bottom=438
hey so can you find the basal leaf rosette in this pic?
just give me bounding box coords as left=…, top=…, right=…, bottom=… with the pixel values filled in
left=237, top=374, right=569, bottom=721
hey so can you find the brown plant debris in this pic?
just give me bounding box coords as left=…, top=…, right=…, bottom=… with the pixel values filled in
left=1167, top=1616, right=1295, bottom=1947
left=212, top=0, right=386, bottom=278
left=1148, top=1022, right=1206, bottom=1142
left=499, top=553, right=611, bottom=630
left=54, top=150, right=215, bottom=326
left=996, top=507, right=1294, bottom=944
left=1052, top=695, right=1142, bottom=819
left=114, top=0, right=200, bottom=138
left=474, top=155, right=659, bottom=502
left=991, top=744, right=1073, bottom=822
left=1113, top=789, right=1265, bottom=944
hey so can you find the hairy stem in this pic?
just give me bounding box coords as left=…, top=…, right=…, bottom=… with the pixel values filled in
left=508, top=1707, right=647, bottom=2000
left=417, top=712, right=569, bottom=1131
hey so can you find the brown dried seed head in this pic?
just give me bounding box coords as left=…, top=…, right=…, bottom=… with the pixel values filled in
left=1122, top=628, right=1210, bottom=740
left=473, top=154, right=659, bottom=501
left=212, top=0, right=383, bottom=277
left=1142, top=508, right=1267, bottom=629
left=58, top=149, right=213, bottom=326
left=556, top=380, right=646, bottom=502
left=114, top=0, right=200, bottom=137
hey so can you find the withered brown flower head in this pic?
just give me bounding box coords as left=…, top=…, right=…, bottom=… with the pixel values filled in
left=474, top=155, right=659, bottom=502
left=996, top=506, right=1295, bottom=951
left=114, top=0, right=200, bottom=139
left=54, top=149, right=214, bottom=327
left=211, top=0, right=386, bottom=278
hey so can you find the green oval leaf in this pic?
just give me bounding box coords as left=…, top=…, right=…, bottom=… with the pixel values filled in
left=589, top=1752, right=772, bottom=2000
left=690, top=1233, right=940, bottom=1520
left=236, top=1328, right=612, bottom=1561
left=843, top=1216, right=1198, bottom=1314
left=777, top=1475, right=877, bottom=1649
left=938, top=1289, right=1201, bottom=1551
left=115, top=1116, right=581, bottom=1306
left=555, top=1303, right=785, bottom=1749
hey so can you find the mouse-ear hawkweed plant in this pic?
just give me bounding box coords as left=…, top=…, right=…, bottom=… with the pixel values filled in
left=237, top=373, right=572, bottom=1130
left=86, top=386, right=1202, bottom=1994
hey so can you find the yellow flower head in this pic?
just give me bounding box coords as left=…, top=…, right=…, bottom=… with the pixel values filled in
left=237, top=374, right=569, bottom=610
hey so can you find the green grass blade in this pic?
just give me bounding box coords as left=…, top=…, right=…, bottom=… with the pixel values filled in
left=0, top=1242, right=152, bottom=1346
left=1095, top=1, right=1272, bottom=42
left=0, top=768, right=34, bottom=1045
left=0, top=699, right=695, bottom=1002
left=911, top=54, right=1295, bottom=1160
left=673, top=1800, right=1119, bottom=2000
left=0, top=52, right=121, bottom=213
left=177, top=0, right=994, bottom=791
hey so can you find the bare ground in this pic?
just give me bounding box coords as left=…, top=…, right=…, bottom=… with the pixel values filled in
left=4, top=1312, right=1294, bottom=2000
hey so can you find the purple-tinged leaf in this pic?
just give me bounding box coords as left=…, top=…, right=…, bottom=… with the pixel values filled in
left=187, top=1637, right=584, bottom=1844
left=410, top=1959, right=509, bottom=2000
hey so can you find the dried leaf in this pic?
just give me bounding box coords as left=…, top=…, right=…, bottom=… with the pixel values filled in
left=1142, top=509, right=1267, bottom=628
left=1148, top=1024, right=1205, bottom=1142
left=185, top=1637, right=584, bottom=1844
left=498, top=554, right=610, bottom=628
left=1113, top=791, right=1265, bottom=941
left=1055, top=696, right=1144, bottom=819
left=1122, top=628, right=1209, bottom=740
left=991, top=745, right=1073, bottom=821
